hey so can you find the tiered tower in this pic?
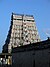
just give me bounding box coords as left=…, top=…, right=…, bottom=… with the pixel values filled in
left=3, top=13, right=40, bottom=53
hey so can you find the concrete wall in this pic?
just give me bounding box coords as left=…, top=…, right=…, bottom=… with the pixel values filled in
left=12, top=48, right=50, bottom=67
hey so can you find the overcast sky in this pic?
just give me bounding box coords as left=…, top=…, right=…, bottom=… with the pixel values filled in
left=0, top=0, right=50, bottom=52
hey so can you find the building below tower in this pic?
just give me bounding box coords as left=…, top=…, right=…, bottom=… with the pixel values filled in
left=1, top=38, right=50, bottom=67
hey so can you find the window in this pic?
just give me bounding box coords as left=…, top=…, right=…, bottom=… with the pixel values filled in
left=27, top=20, right=35, bottom=22
left=17, top=19, right=22, bottom=21
left=26, top=35, right=28, bottom=37
left=13, top=18, right=22, bottom=21
left=26, top=40, right=28, bottom=42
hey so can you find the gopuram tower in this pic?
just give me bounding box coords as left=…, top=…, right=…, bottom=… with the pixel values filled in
left=3, top=13, right=40, bottom=53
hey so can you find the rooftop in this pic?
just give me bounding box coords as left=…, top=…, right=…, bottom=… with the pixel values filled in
left=12, top=38, right=50, bottom=53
